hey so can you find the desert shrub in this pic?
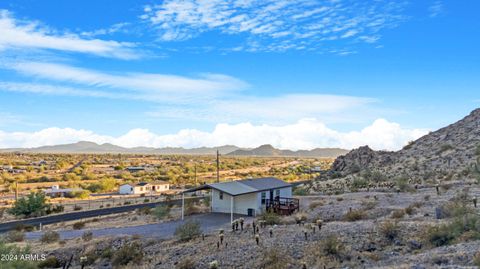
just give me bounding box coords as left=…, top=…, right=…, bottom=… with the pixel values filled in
left=256, top=248, right=292, bottom=269
left=342, top=209, right=366, bottom=222
left=112, top=242, right=144, bottom=266
left=14, top=223, right=35, bottom=232
left=101, top=247, right=113, bottom=259
left=46, top=204, right=64, bottom=214
left=260, top=211, right=281, bottom=225
left=321, top=236, right=344, bottom=257
left=351, top=177, right=368, bottom=190
left=73, top=205, right=83, bottom=211
left=425, top=214, right=480, bottom=246
left=174, top=221, right=202, bottom=241
left=474, top=252, right=480, bottom=267
left=82, top=231, right=93, bottom=241
left=152, top=205, right=170, bottom=219
left=137, top=207, right=151, bottom=215
left=38, top=256, right=61, bottom=269
left=71, top=190, right=91, bottom=199
left=40, top=231, right=60, bottom=243
left=395, top=176, right=412, bottom=192
left=0, top=208, right=4, bottom=218
left=294, top=212, right=307, bottom=224
left=361, top=200, right=378, bottom=210
left=0, top=240, right=37, bottom=269
left=6, top=230, right=25, bottom=242
left=437, top=144, right=454, bottom=154
left=391, top=209, right=405, bottom=219
left=309, top=200, right=324, bottom=210
left=440, top=201, right=472, bottom=218
left=379, top=221, right=399, bottom=241
left=73, top=221, right=86, bottom=230
left=176, top=257, right=196, bottom=269
left=8, top=192, right=50, bottom=218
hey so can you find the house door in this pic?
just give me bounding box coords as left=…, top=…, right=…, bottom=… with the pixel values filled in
left=269, top=190, right=274, bottom=201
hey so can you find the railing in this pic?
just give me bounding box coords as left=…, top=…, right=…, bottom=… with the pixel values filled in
left=265, top=197, right=299, bottom=215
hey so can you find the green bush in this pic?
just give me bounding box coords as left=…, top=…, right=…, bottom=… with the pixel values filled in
left=260, top=211, right=281, bottom=225
left=152, top=205, right=170, bottom=220
left=174, top=221, right=202, bottom=241
left=351, top=177, right=368, bottom=190
left=40, top=231, right=60, bottom=243
left=112, top=242, right=144, bottom=266
left=8, top=192, right=50, bottom=218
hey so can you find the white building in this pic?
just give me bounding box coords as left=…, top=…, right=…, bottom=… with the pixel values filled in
left=119, top=181, right=170, bottom=195
left=183, top=177, right=298, bottom=222
left=43, top=185, right=83, bottom=198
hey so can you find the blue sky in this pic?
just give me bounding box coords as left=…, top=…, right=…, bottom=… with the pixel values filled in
left=0, top=0, right=478, bottom=150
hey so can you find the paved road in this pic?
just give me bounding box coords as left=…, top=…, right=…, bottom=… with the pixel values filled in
left=25, top=213, right=251, bottom=240
left=0, top=197, right=203, bottom=233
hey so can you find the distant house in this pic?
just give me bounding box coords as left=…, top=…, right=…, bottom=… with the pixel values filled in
left=125, top=166, right=155, bottom=173
left=183, top=177, right=298, bottom=221
left=43, top=185, right=82, bottom=198
left=119, top=181, right=170, bottom=195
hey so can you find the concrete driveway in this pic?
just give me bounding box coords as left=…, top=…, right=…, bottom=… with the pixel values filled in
left=26, top=213, right=252, bottom=241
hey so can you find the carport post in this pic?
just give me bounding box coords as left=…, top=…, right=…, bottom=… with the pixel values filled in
left=230, top=195, right=233, bottom=223
left=181, top=193, right=185, bottom=221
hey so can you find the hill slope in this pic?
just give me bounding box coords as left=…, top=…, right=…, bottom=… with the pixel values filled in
left=330, top=108, right=480, bottom=181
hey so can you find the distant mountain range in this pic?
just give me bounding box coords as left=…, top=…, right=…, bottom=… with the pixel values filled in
left=0, top=141, right=348, bottom=157
left=227, top=144, right=348, bottom=158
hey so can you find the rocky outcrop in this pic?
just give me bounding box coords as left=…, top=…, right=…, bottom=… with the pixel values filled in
left=329, top=108, right=480, bottom=181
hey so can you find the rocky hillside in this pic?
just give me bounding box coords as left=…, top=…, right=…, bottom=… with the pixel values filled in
left=330, top=108, right=480, bottom=182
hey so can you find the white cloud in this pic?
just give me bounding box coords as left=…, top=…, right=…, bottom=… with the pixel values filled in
left=0, top=119, right=428, bottom=151
left=429, top=1, right=444, bottom=18
left=143, top=0, right=407, bottom=52
left=0, top=10, right=138, bottom=59
left=189, top=94, right=375, bottom=123
left=2, top=61, right=248, bottom=101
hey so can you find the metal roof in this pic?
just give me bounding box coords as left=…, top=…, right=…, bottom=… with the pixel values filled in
left=183, top=177, right=291, bottom=196
left=237, top=177, right=291, bottom=192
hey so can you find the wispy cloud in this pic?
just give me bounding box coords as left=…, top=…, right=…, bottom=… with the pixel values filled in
left=142, top=0, right=407, bottom=52
left=0, top=10, right=139, bottom=59
left=1, top=61, right=248, bottom=102
left=0, top=119, right=428, bottom=151
left=429, top=1, right=444, bottom=18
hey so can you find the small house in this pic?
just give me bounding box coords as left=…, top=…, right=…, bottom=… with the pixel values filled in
left=119, top=181, right=170, bottom=195
left=183, top=177, right=298, bottom=221
left=43, top=185, right=82, bottom=198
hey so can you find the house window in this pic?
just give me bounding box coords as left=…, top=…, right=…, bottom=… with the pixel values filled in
left=261, top=192, right=266, bottom=204
left=219, top=191, right=224, bottom=200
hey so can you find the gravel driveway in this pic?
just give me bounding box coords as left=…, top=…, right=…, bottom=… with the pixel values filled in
left=26, top=213, right=251, bottom=240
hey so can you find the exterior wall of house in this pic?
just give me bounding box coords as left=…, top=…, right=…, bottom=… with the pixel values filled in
left=210, top=187, right=292, bottom=215
left=119, top=184, right=134, bottom=194
left=151, top=184, right=170, bottom=192
left=134, top=186, right=149, bottom=194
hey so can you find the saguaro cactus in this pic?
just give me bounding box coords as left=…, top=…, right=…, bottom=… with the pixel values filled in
left=316, top=219, right=323, bottom=231
left=474, top=197, right=477, bottom=208
left=269, top=228, right=273, bottom=237
left=255, top=234, right=260, bottom=245
left=239, top=218, right=244, bottom=230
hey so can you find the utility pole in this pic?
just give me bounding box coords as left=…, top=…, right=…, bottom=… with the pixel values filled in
left=216, top=150, right=220, bottom=183
left=15, top=180, right=18, bottom=201
left=194, top=163, right=197, bottom=186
